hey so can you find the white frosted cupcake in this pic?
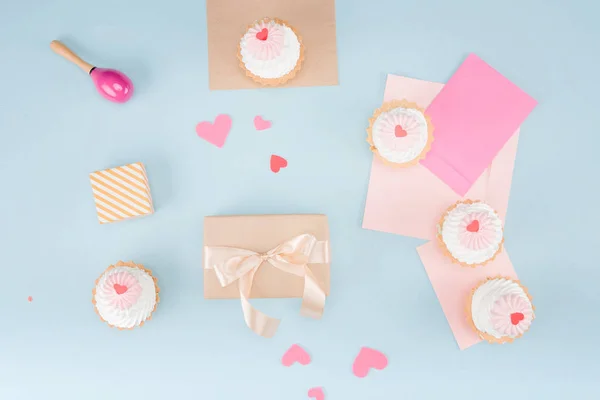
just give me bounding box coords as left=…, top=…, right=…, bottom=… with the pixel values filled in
left=237, top=17, right=304, bottom=86
left=92, top=261, right=159, bottom=330
left=437, top=200, right=504, bottom=267
left=467, top=277, right=535, bottom=344
left=367, top=100, right=434, bottom=167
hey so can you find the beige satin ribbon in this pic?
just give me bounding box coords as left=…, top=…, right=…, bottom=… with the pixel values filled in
left=204, top=234, right=329, bottom=338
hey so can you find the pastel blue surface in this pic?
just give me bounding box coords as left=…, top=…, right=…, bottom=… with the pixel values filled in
left=1, top=0, right=599, bottom=399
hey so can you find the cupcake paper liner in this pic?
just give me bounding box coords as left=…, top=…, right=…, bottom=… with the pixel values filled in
left=366, top=99, right=434, bottom=167
left=466, top=276, right=535, bottom=344
left=92, top=260, right=160, bottom=330
left=436, top=199, right=504, bottom=268
left=237, top=17, right=305, bottom=87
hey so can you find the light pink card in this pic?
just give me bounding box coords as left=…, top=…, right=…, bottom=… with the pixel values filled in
left=362, top=74, right=522, bottom=350
left=362, top=75, right=519, bottom=241
left=420, top=54, right=537, bottom=196
left=417, top=242, right=518, bottom=350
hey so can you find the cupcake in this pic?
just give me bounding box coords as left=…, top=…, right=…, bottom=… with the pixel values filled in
left=468, top=277, right=534, bottom=343
left=92, top=261, right=159, bottom=330
left=366, top=100, right=434, bottom=167
left=237, top=17, right=304, bottom=86
left=437, top=200, right=504, bottom=267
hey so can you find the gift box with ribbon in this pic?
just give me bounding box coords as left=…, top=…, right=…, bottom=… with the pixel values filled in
left=203, top=214, right=330, bottom=338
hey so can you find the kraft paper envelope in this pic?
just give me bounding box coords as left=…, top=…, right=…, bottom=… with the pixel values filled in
left=417, top=243, right=518, bottom=350
left=203, top=214, right=330, bottom=299
left=421, top=54, right=537, bottom=195
left=206, top=0, right=338, bottom=90
left=362, top=74, right=520, bottom=241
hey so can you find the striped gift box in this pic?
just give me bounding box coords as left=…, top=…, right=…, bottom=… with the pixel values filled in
left=89, top=162, right=154, bottom=224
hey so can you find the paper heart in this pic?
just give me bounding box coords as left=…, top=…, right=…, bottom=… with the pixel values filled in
left=466, top=220, right=480, bottom=232
left=511, top=312, right=524, bottom=325
left=270, top=155, right=288, bottom=173
left=113, top=284, right=128, bottom=295
left=394, top=125, right=407, bottom=137
left=281, top=344, right=311, bottom=367
left=307, top=387, right=325, bottom=400
left=352, top=347, right=388, bottom=378
left=254, top=116, right=272, bottom=131
left=196, top=114, right=232, bottom=148
left=256, top=28, right=268, bottom=41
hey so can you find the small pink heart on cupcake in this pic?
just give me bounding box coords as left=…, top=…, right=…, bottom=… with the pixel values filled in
left=466, top=220, right=480, bottom=232
left=113, top=284, right=128, bottom=295
left=254, top=116, right=272, bottom=131
left=256, top=28, right=268, bottom=41
left=394, top=125, right=408, bottom=138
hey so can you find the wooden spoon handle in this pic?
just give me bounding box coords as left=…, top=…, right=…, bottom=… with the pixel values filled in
left=50, top=40, right=94, bottom=74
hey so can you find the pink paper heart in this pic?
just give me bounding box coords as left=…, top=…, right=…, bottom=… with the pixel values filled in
left=352, top=347, right=388, bottom=378
left=195, top=114, right=232, bottom=148
left=254, top=115, right=272, bottom=130
left=281, top=344, right=311, bottom=367
left=307, top=387, right=325, bottom=400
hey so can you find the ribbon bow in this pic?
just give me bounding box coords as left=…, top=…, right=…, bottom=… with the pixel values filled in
left=204, top=234, right=329, bottom=338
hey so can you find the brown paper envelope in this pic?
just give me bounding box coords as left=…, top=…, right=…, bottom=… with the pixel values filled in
left=206, top=0, right=338, bottom=90
left=204, top=214, right=330, bottom=299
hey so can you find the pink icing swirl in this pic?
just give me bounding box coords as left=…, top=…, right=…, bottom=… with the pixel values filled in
left=376, top=110, right=424, bottom=154
left=490, top=293, right=534, bottom=337
left=99, top=270, right=143, bottom=310
left=458, top=211, right=499, bottom=250
left=243, top=21, right=285, bottom=61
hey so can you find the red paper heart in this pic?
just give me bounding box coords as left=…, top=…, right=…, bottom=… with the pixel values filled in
left=256, top=28, right=268, bottom=41
left=394, top=125, right=407, bottom=137
left=510, top=312, right=524, bottom=325
left=466, top=220, right=479, bottom=232
left=114, top=284, right=128, bottom=295
left=270, top=155, right=288, bottom=173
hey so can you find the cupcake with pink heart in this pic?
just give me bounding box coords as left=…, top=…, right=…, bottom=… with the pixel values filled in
left=437, top=200, right=504, bottom=267
left=367, top=100, right=434, bottom=167
left=238, top=17, right=304, bottom=86
left=467, top=277, right=534, bottom=343
left=92, top=261, right=159, bottom=330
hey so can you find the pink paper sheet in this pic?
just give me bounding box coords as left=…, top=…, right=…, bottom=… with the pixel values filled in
left=362, top=75, right=519, bottom=241
left=420, top=54, right=537, bottom=196
left=362, top=74, right=521, bottom=350
left=417, top=242, right=518, bottom=350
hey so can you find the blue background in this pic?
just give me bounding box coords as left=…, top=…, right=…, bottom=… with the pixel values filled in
left=1, top=0, right=599, bottom=399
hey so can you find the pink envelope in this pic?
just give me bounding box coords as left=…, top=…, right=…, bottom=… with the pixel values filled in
left=363, top=75, right=519, bottom=241
left=420, top=54, right=537, bottom=196
left=362, top=74, right=521, bottom=350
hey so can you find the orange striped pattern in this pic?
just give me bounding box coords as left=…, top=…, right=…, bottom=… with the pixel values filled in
left=90, top=162, right=154, bottom=224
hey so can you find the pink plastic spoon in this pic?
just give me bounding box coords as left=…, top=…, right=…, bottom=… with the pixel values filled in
left=50, top=40, right=133, bottom=103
